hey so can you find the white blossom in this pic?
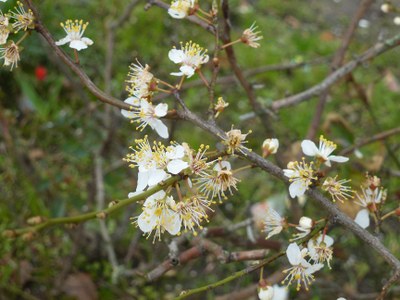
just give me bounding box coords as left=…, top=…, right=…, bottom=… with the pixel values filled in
left=0, top=41, right=20, bottom=70
left=264, top=206, right=285, bottom=240
left=308, top=234, right=334, bottom=268
left=301, top=135, right=348, bottom=167
left=56, top=19, right=93, bottom=51
left=0, top=12, right=10, bottom=45
left=10, top=1, right=35, bottom=32
left=121, top=98, right=169, bottom=139
left=168, top=41, right=209, bottom=78
left=282, top=243, right=323, bottom=291
left=136, top=190, right=181, bottom=242
left=168, top=0, right=195, bottom=19
left=354, top=208, right=370, bottom=229
left=283, top=160, right=316, bottom=198
left=272, top=285, right=288, bottom=300
left=126, top=61, right=155, bottom=99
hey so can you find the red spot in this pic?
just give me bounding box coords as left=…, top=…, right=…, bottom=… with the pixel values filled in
left=35, top=66, right=47, bottom=81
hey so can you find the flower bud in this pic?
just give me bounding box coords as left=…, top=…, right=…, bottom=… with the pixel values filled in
left=298, top=216, right=313, bottom=229
left=262, top=138, right=279, bottom=157
left=381, top=3, right=390, bottom=13
left=108, top=200, right=118, bottom=208
left=394, top=17, right=400, bottom=26
left=96, top=212, right=107, bottom=219
left=258, top=284, right=274, bottom=300
left=27, top=216, right=46, bottom=225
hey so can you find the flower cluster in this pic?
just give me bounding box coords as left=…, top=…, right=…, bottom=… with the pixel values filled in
left=284, top=136, right=349, bottom=199
left=0, top=1, right=35, bottom=70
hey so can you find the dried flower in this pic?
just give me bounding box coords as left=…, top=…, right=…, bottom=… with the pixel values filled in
left=241, top=22, right=263, bottom=48
left=308, top=234, right=334, bottom=268
left=10, top=1, right=35, bottom=32
left=264, top=206, right=285, bottom=239
left=0, top=12, right=10, bottom=45
left=322, top=176, right=353, bottom=203
left=223, top=127, right=251, bottom=155
left=214, top=97, right=229, bottom=118
left=0, top=41, right=20, bottom=70
left=126, top=61, right=156, bottom=99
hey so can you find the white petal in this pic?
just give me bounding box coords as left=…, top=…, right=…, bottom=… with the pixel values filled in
left=136, top=171, right=149, bottom=192
left=286, top=243, right=301, bottom=265
left=55, top=36, right=71, bottom=46
left=151, top=119, right=169, bottom=139
left=137, top=208, right=157, bottom=233
left=321, top=234, right=334, bottom=247
left=170, top=71, right=184, bottom=77
left=283, top=169, right=295, bottom=178
left=305, top=263, right=324, bottom=275
left=168, top=49, right=185, bottom=63
left=166, top=145, right=185, bottom=159
left=168, top=8, right=187, bottom=19
left=121, top=109, right=135, bottom=119
left=69, top=40, right=88, bottom=51
left=81, top=37, right=94, bottom=46
left=301, top=140, right=319, bottom=156
left=328, top=155, right=349, bottom=163
left=124, top=96, right=140, bottom=107
left=147, top=169, right=168, bottom=186
left=163, top=211, right=181, bottom=235
left=180, top=65, right=195, bottom=78
left=154, top=103, right=168, bottom=117
left=288, top=180, right=307, bottom=198
left=167, top=159, right=189, bottom=174
left=355, top=209, right=370, bottom=229
left=272, top=285, right=288, bottom=300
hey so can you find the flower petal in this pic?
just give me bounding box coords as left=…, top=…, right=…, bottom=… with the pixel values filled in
left=55, top=36, right=71, bottom=46
left=69, top=40, right=88, bottom=51
left=81, top=37, right=94, bottom=46
left=167, top=159, right=189, bottom=174
left=328, top=155, right=349, bottom=163
left=154, top=103, right=168, bottom=117
left=150, top=119, right=169, bottom=139
left=180, top=65, right=195, bottom=78
left=355, top=209, right=370, bottom=229
left=288, top=180, right=307, bottom=198
left=136, top=171, right=149, bottom=192
left=301, top=140, right=319, bottom=156
left=168, top=49, right=185, bottom=63
left=147, top=169, right=168, bottom=186
left=137, top=208, right=157, bottom=233
left=286, top=243, right=301, bottom=265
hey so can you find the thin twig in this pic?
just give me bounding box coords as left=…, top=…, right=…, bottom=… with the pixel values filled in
left=306, top=0, right=374, bottom=140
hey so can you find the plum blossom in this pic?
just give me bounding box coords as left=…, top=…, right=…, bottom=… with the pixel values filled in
left=0, top=41, right=20, bottom=70
left=168, top=41, right=209, bottom=78
left=264, top=206, right=285, bottom=240
left=168, top=0, right=195, bottom=19
left=283, top=159, right=316, bottom=198
left=258, top=285, right=274, bottom=300
left=301, top=135, right=348, bottom=167
left=121, top=98, right=169, bottom=139
left=0, top=12, right=10, bottom=45
left=10, top=1, right=35, bottom=32
left=56, top=19, right=93, bottom=51
left=282, top=243, right=323, bottom=291
left=308, top=234, right=334, bottom=268
left=135, top=190, right=181, bottom=242
left=241, top=22, right=263, bottom=48
left=126, top=61, right=156, bottom=99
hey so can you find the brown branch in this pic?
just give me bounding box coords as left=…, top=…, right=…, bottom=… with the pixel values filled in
left=270, top=33, right=400, bottom=111
left=340, top=127, right=400, bottom=156
left=221, top=0, right=275, bottom=134
left=377, top=269, right=400, bottom=300
left=306, top=0, right=374, bottom=140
